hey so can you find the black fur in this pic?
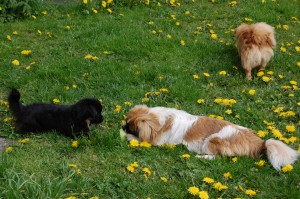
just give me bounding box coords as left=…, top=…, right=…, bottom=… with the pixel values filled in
left=8, top=88, right=103, bottom=137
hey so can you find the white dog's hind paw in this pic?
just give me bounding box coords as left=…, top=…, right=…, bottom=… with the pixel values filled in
left=195, top=155, right=216, bottom=160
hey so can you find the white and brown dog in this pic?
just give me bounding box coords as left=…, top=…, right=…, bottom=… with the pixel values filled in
left=122, top=105, right=299, bottom=170
left=234, top=22, right=276, bottom=80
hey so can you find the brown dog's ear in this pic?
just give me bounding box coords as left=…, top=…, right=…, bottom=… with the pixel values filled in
left=136, top=114, right=161, bottom=143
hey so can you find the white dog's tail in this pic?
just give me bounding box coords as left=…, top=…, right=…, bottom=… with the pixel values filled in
left=265, top=139, right=299, bottom=170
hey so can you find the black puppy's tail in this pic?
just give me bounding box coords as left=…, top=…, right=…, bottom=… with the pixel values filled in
left=8, top=88, right=22, bottom=117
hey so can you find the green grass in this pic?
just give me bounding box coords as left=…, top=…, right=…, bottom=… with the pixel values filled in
left=0, top=0, right=300, bottom=198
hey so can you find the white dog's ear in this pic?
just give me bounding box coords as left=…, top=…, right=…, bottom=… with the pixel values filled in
left=136, top=114, right=160, bottom=143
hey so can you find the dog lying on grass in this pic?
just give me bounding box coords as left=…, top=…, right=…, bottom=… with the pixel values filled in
left=123, top=105, right=299, bottom=171
left=8, top=88, right=103, bottom=137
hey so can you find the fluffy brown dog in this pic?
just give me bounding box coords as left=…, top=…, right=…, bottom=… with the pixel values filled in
left=234, top=22, right=276, bottom=80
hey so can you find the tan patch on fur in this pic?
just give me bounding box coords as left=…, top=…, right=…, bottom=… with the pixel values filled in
left=184, top=117, right=231, bottom=142
left=207, top=129, right=264, bottom=157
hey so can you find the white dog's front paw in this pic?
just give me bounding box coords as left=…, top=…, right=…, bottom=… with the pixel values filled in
left=195, top=154, right=216, bottom=160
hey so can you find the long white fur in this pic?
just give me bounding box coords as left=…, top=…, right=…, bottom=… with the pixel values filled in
left=149, top=107, right=198, bottom=145
left=137, top=106, right=299, bottom=170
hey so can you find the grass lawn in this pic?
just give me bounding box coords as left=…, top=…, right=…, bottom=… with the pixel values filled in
left=0, top=0, right=299, bottom=198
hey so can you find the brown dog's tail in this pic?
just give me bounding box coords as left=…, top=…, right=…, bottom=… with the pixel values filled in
left=264, top=139, right=299, bottom=170
left=8, top=88, right=22, bottom=117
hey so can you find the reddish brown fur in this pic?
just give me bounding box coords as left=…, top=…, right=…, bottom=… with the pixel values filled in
left=184, top=117, right=232, bottom=142
left=207, top=130, right=264, bottom=157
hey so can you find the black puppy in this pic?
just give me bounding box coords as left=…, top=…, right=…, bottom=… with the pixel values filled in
left=8, top=88, right=103, bottom=137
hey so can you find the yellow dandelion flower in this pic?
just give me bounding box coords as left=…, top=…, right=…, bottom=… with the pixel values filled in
left=211, top=34, right=218, bottom=39
left=257, top=130, right=268, bottom=138
left=127, top=165, right=135, bottom=173
left=278, top=74, right=284, bottom=79
left=232, top=157, right=238, bottom=162
left=5, top=146, right=13, bottom=153
left=76, top=169, right=81, bottom=175
left=65, top=25, right=71, bottom=29
left=140, top=141, right=151, bottom=148
left=18, top=138, right=30, bottom=143
left=114, top=105, right=122, bottom=113
left=256, top=71, right=264, bottom=76
left=245, top=189, right=256, bottom=196
left=83, top=0, right=88, bottom=4
left=272, top=129, right=283, bottom=139
left=262, top=76, right=271, bottom=82
left=32, top=15, right=37, bottom=20
left=53, top=98, right=60, bottom=104
left=203, top=73, right=210, bottom=77
left=41, top=11, right=48, bottom=15
left=197, top=99, right=205, bottom=104
left=193, top=74, right=199, bottom=79
left=12, top=60, right=20, bottom=66
left=282, top=164, right=293, bottom=173
left=161, top=177, right=168, bottom=182
left=188, top=186, right=199, bottom=195
left=180, top=40, right=185, bottom=46
left=145, top=0, right=150, bottom=5
left=219, top=71, right=226, bottom=75
left=160, top=88, right=168, bottom=93
left=199, top=191, right=209, bottom=199
left=143, top=167, right=151, bottom=176
left=7, top=35, right=12, bottom=41
left=142, top=97, right=149, bottom=102
left=248, top=89, right=256, bottom=95
left=223, top=172, right=232, bottom=179
left=124, top=101, right=132, bottom=106
left=107, top=8, right=112, bottom=14
left=229, top=1, right=237, bottom=6
left=102, top=1, right=107, bottom=7
left=225, top=109, right=232, bottom=114
left=3, top=117, right=13, bottom=122
left=290, top=81, right=297, bottom=85
left=213, top=182, right=228, bottom=191
left=167, top=34, right=172, bottom=39
left=203, top=177, right=214, bottom=184
left=297, top=61, right=300, bottom=67
left=255, top=160, right=265, bottom=166
left=71, top=141, right=79, bottom=148
left=282, top=25, right=289, bottom=30
left=21, top=50, right=32, bottom=55
left=68, top=164, right=77, bottom=168
left=244, top=18, right=253, bottom=22
left=131, top=162, right=139, bottom=168
left=286, top=125, right=295, bottom=133
left=289, top=136, right=298, bottom=143
left=181, top=154, right=190, bottom=159
left=280, top=47, right=287, bottom=52
left=148, top=21, right=154, bottom=25
left=37, top=30, right=42, bottom=35
left=129, top=139, right=139, bottom=147
left=84, top=54, right=93, bottom=59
